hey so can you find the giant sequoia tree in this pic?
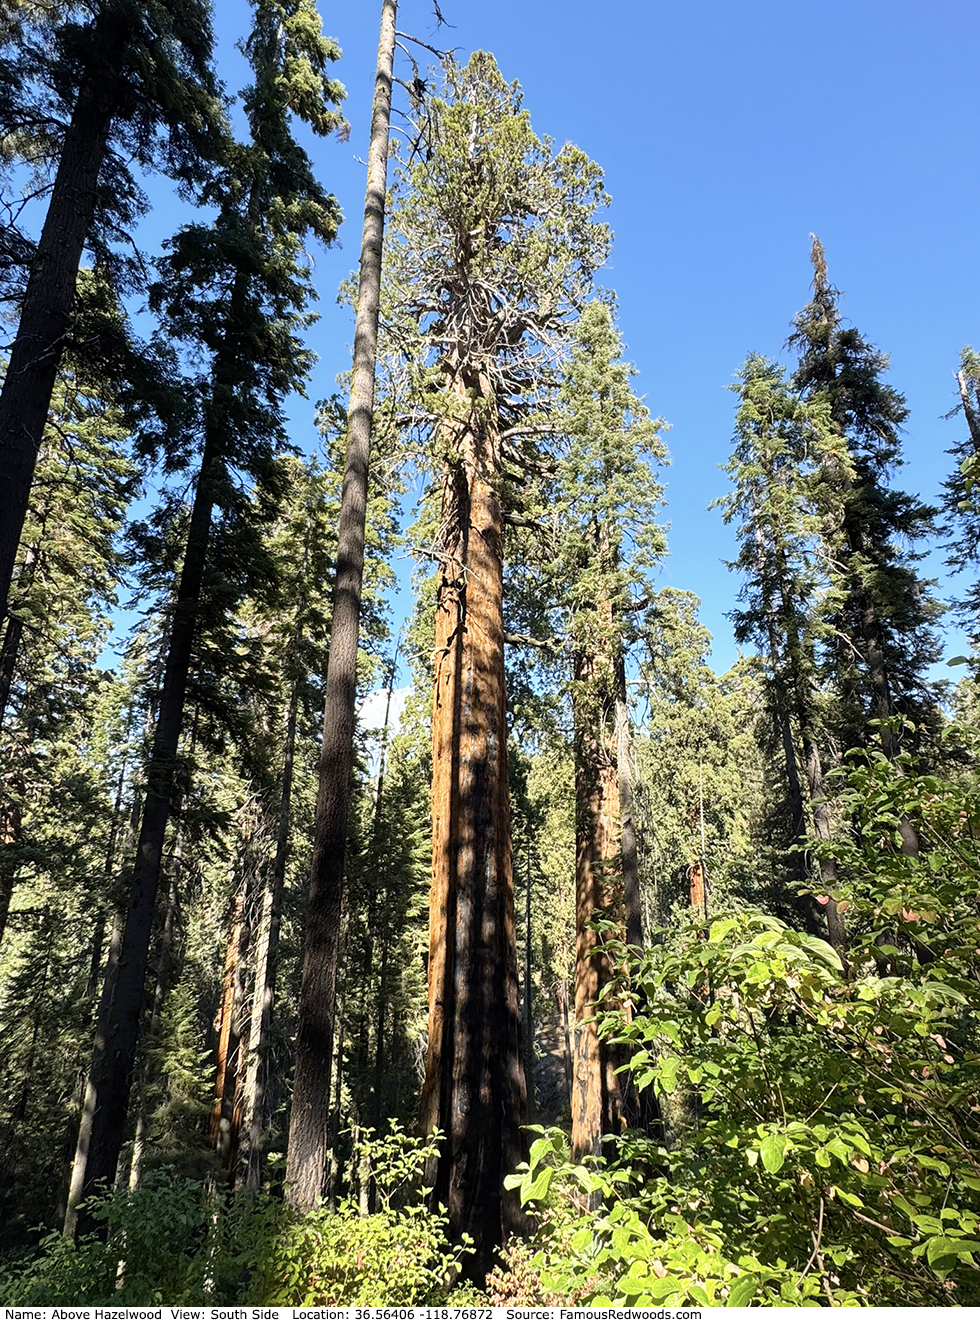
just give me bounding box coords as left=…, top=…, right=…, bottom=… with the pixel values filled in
left=383, top=52, right=609, bottom=1275
left=67, top=0, right=344, bottom=1224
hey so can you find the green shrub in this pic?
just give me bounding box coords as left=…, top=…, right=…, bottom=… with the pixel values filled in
left=0, top=1124, right=468, bottom=1306
left=505, top=741, right=980, bottom=1306
left=252, top=1201, right=464, bottom=1305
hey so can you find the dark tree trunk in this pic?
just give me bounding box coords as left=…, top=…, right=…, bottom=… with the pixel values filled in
left=286, top=0, right=396, bottom=1208
left=419, top=373, right=527, bottom=1281
left=570, top=580, right=633, bottom=1168
left=243, top=677, right=299, bottom=1191
left=614, top=674, right=643, bottom=950
left=0, top=788, right=21, bottom=951
left=70, top=410, right=224, bottom=1225
left=366, top=649, right=396, bottom=1137
left=522, top=831, right=535, bottom=1117
left=0, top=14, right=129, bottom=622
left=130, top=839, right=184, bottom=1190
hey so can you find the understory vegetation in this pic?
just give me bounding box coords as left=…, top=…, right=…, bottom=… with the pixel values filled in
left=2, top=0, right=979, bottom=1307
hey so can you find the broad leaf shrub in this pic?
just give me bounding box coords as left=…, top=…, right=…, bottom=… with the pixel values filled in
left=0, top=1126, right=468, bottom=1305
left=505, top=737, right=980, bottom=1306
left=253, top=1126, right=471, bottom=1305
left=0, top=1174, right=277, bottom=1305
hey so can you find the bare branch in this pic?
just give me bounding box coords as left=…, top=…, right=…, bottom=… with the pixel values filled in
left=505, top=632, right=564, bottom=653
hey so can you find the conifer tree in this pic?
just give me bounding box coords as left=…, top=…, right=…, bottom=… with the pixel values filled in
left=547, top=302, right=666, bottom=1159
left=0, top=0, right=226, bottom=625
left=790, top=238, right=943, bottom=774
left=942, top=346, right=980, bottom=644
left=286, top=0, right=397, bottom=1212
left=719, top=356, right=848, bottom=952
left=68, top=0, right=344, bottom=1222
left=383, top=52, right=609, bottom=1275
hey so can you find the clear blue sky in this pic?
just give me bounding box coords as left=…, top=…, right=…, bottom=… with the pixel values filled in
left=203, top=0, right=980, bottom=674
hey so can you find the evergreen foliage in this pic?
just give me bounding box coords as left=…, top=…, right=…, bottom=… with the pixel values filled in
left=1, top=12, right=979, bottom=1310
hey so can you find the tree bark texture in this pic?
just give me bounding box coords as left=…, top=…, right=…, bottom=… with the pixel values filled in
left=571, top=610, right=628, bottom=1165
left=285, top=0, right=396, bottom=1210
left=210, top=891, right=245, bottom=1164
left=0, top=14, right=129, bottom=624
left=0, top=782, right=22, bottom=951
left=614, top=676, right=643, bottom=950
left=0, top=602, right=25, bottom=732
left=69, top=418, right=223, bottom=1224
left=419, top=375, right=527, bottom=1281
left=243, top=678, right=299, bottom=1191
left=130, top=842, right=183, bottom=1191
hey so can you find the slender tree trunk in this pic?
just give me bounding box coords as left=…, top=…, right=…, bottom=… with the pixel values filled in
left=957, top=369, right=980, bottom=453
left=286, top=0, right=396, bottom=1209
left=70, top=406, right=226, bottom=1225
left=64, top=902, right=124, bottom=1237
left=0, top=786, right=22, bottom=950
left=570, top=613, right=626, bottom=1166
left=0, top=613, right=23, bottom=733
left=243, top=678, right=300, bottom=1191
left=801, top=734, right=848, bottom=967
left=63, top=745, right=135, bottom=1235
left=419, top=372, right=527, bottom=1280
left=371, top=922, right=391, bottom=1132
left=614, top=668, right=642, bottom=949
left=367, top=647, right=397, bottom=1137
left=325, top=920, right=348, bottom=1212
left=558, top=976, right=573, bottom=1109
left=522, top=831, right=535, bottom=1117
left=210, top=892, right=245, bottom=1160
left=130, top=840, right=183, bottom=1191
left=0, top=14, right=129, bottom=623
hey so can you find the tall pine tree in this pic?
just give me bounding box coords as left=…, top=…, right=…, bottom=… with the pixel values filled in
left=67, top=0, right=344, bottom=1224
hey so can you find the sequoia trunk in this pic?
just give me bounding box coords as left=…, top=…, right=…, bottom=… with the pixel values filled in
left=419, top=374, right=527, bottom=1281
left=571, top=589, right=628, bottom=1165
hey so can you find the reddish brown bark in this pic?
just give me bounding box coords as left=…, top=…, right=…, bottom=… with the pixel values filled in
left=210, top=893, right=245, bottom=1160
left=571, top=617, right=626, bottom=1164
left=420, top=374, right=527, bottom=1281
left=688, top=860, right=707, bottom=918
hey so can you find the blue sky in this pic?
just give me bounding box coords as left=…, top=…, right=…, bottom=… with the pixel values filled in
left=194, top=1, right=980, bottom=674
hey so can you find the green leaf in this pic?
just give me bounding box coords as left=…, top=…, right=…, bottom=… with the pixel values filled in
left=760, top=1132, right=789, bottom=1173
left=727, top=1274, right=758, bottom=1307
left=521, top=1166, right=553, bottom=1203
left=926, top=1236, right=980, bottom=1265
left=658, top=1056, right=681, bottom=1093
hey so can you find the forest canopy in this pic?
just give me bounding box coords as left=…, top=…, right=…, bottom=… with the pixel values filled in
left=1, top=0, right=979, bottom=1309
